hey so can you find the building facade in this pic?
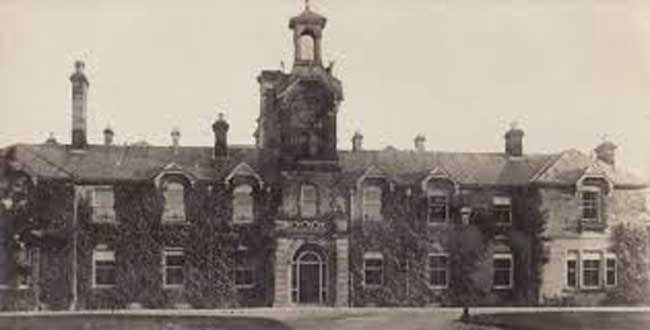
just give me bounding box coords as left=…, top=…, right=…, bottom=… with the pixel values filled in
left=1, top=6, right=649, bottom=310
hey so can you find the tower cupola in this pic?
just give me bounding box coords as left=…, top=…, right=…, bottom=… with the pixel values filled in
left=289, top=1, right=327, bottom=69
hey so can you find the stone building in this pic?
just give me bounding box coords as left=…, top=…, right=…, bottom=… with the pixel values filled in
left=0, top=6, right=648, bottom=310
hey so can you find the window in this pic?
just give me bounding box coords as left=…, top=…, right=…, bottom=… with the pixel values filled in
left=362, top=186, right=382, bottom=221
left=162, top=248, right=185, bottom=288
left=427, top=190, right=449, bottom=224
left=606, top=253, right=617, bottom=287
left=233, top=185, right=254, bottom=223
left=493, top=196, right=512, bottom=225
left=299, top=34, right=315, bottom=61
left=93, top=250, right=116, bottom=288
left=493, top=253, right=513, bottom=289
left=566, top=251, right=578, bottom=288
left=91, top=186, right=116, bottom=222
left=234, top=252, right=255, bottom=289
left=580, top=189, right=600, bottom=222
left=300, top=184, right=318, bottom=218
left=428, top=253, right=449, bottom=289
left=162, top=182, right=186, bottom=222
left=581, top=252, right=601, bottom=289
left=363, top=252, right=384, bottom=287
left=16, top=247, right=36, bottom=289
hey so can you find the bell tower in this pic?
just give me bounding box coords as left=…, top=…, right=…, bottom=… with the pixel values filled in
left=289, top=0, right=326, bottom=69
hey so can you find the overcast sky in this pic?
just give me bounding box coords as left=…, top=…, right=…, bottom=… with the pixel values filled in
left=1, top=0, right=650, bottom=177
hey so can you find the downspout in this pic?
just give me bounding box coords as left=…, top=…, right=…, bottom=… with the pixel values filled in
left=69, top=185, right=79, bottom=310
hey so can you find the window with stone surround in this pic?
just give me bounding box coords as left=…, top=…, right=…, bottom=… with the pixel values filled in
left=427, top=190, right=449, bottom=224
left=162, top=182, right=186, bottom=223
left=162, top=248, right=185, bottom=288
left=428, top=253, right=449, bottom=289
left=492, top=196, right=512, bottom=226
left=91, top=185, right=116, bottom=223
left=493, top=253, right=513, bottom=289
left=362, top=186, right=382, bottom=221
left=579, top=188, right=601, bottom=223
left=233, top=184, right=254, bottom=224
left=300, top=184, right=318, bottom=218
left=363, top=252, right=384, bottom=287
left=93, top=249, right=116, bottom=288
left=566, top=251, right=578, bottom=288
left=581, top=252, right=601, bottom=289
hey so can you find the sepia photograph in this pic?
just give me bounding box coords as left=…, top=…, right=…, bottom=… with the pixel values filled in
left=1, top=0, right=650, bottom=329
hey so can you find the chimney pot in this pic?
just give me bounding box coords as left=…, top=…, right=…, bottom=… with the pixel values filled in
left=352, top=131, right=363, bottom=152
left=171, top=128, right=181, bottom=149
left=103, top=126, right=115, bottom=146
left=414, top=134, right=426, bottom=152
left=595, top=139, right=617, bottom=166
left=212, top=113, right=230, bottom=158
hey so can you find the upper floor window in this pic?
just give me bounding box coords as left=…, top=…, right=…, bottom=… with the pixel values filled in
left=492, top=196, right=512, bottom=225
left=91, top=186, right=116, bottom=223
left=162, top=248, right=185, bottom=288
left=493, top=253, right=514, bottom=289
left=162, top=182, right=186, bottom=223
left=580, top=188, right=601, bottom=222
left=427, top=190, right=449, bottom=224
left=233, top=184, right=254, bottom=224
left=299, top=34, right=315, bottom=61
left=92, top=249, right=116, bottom=288
left=362, top=186, right=382, bottom=221
left=428, top=253, right=449, bottom=289
left=300, top=184, right=318, bottom=218
left=363, top=252, right=384, bottom=287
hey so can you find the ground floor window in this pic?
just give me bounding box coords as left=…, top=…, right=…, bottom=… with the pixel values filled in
left=493, top=253, right=513, bottom=289
left=581, top=252, right=601, bottom=289
left=605, top=254, right=617, bottom=287
left=363, top=252, right=384, bottom=287
left=234, top=252, right=255, bottom=289
left=93, top=249, right=116, bottom=288
left=162, top=248, right=185, bottom=288
left=566, top=251, right=578, bottom=288
left=428, top=253, right=449, bottom=289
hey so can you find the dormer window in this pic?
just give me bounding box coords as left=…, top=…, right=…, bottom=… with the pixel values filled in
left=300, top=184, right=318, bottom=218
left=427, top=189, right=449, bottom=224
left=91, top=186, right=116, bottom=223
left=580, top=188, right=600, bottom=222
left=233, top=184, right=254, bottom=224
left=362, top=186, right=382, bottom=221
left=162, top=182, right=186, bottom=223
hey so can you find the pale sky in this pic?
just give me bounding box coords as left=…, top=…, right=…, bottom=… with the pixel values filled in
left=1, top=0, right=650, bottom=177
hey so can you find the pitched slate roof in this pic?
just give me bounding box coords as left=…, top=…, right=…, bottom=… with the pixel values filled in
left=531, top=149, right=646, bottom=188
left=4, top=144, right=646, bottom=189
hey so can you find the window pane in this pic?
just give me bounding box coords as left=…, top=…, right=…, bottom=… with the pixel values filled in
left=234, top=186, right=254, bottom=222
left=430, top=270, right=447, bottom=287
left=166, top=268, right=184, bottom=286
left=606, top=258, right=616, bottom=286
left=567, top=260, right=577, bottom=287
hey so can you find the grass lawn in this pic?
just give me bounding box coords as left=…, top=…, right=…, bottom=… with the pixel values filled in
left=468, top=311, right=650, bottom=330
left=0, top=315, right=294, bottom=330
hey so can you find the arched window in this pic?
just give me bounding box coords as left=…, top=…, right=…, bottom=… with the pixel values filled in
left=299, top=34, right=315, bottom=61
left=163, top=182, right=186, bottom=222
left=300, top=184, right=318, bottom=218
left=233, top=184, right=254, bottom=224
left=362, top=186, right=382, bottom=221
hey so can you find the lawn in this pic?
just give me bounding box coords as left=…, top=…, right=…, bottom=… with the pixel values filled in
left=468, top=311, right=650, bottom=330
left=0, top=315, right=294, bottom=330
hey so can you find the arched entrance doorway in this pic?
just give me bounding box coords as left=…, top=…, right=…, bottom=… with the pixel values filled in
left=290, top=246, right=327, bottom=304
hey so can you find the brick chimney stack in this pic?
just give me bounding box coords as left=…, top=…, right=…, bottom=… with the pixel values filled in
left=212, top=113, right=229, bottom=158
left=171, top=128, right=181, bottom=153
left=103, top=126, right=114, bottom=146
left=70, top=60, right=89, bottom=149
left=504, top=122, right=524, bottom=157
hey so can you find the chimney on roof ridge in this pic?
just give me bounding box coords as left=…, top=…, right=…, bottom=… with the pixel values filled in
left=212, top=112, right=229, bottom=158
left=103, top=126, right=114, bottom=146
left=70, top=60, right=89, bottom=149
left=414, top=134, right=426, bottom=152
left=594, top=138, right=617, bottom=166
left=45, top=132, right=58, bottom=145
left=352, top=131, right=363, bottom=152
left=504, top=121, right=524, bottom=157
left=171, top=128, right=181, bottom=153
